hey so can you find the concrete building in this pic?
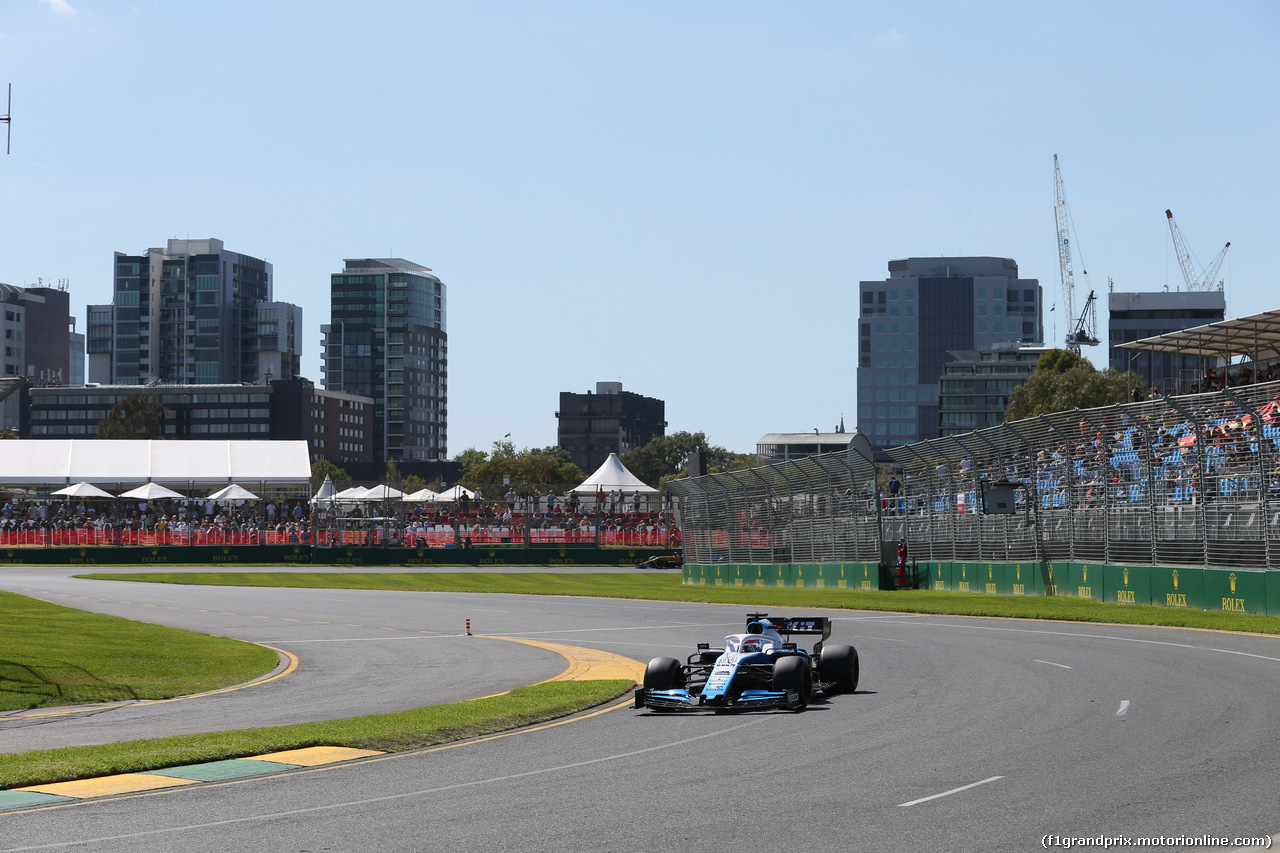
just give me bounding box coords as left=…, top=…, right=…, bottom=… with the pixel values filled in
left=321, top=258, right=447, bottom=463
left=937, top=344, right=1048, bottom=437
left=87, top=238, right=302, bottom=386
left=556, top=382, right=666, bottom=473
left=756, top=432, right=858, bottom=464
left=1108, top=290, right=1227, bottom=393
left=857, top=257, right=1043, bottom=449
left=18, top=377, right=373, bottom=468
left=0, top=281, right=80, bottom=431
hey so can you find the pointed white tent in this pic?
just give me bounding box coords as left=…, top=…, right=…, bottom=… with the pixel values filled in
left=311, top=474, right=337, bottom=507
left=360, top=484, right=404, bottom=501
left=51, top=482, right=116, bottom=499
left=205, top=484, right=260, bottom=502
left=434, top=485, right=475, bottom=502
left=401, top=487, right=440, bottom=502
left=119, top=482, right=186, bottom=501
left=570, top=453, right=658, bottom=495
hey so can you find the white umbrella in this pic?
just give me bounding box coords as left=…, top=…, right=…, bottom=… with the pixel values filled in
left=51, top=482, right=116, bottom=499
left=360, top=484, right=404, bottom=501
left=311, top=474, right=337, bottom=506
left=206, top=483, right=260, bottom=502
left=400, top=488, right=440, bottom=502
left=119, top=482, right=186, bottom=500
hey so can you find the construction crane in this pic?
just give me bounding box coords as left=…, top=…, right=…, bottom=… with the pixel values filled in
left=1165, top=209, right=1229, bottom=291
left=1054, top=155, right=1099, bottom=353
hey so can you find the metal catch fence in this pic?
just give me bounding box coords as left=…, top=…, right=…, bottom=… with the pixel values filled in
left=669, top=380, right=1280, bottom=571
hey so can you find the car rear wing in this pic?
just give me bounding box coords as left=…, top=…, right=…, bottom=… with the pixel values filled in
left=745, top=613, right=832, bottom=642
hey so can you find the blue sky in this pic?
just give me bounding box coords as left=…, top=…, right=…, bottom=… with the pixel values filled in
left=1, top=1, right=1276, bottom=455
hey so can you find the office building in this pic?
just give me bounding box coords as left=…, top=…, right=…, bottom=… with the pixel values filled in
left=556, top=382, right=666, bottom=472
left=856, top=257, right=1043, bottom=449
left=87, top=238, right=302, bottom=386
left=0, top=281, right=80, bottom=431
left=1108, top=290, right=1226, bottom=393
left=19, top=377, right=373, bottom=468
left=937, top=344, right=1048, bottom=437
left=321, top=258, right=447, bottom=464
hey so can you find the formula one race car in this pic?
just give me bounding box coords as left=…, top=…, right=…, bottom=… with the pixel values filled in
left=634, top=613, right=859, bottom=712
left=636, top=554, right=683, bottom=569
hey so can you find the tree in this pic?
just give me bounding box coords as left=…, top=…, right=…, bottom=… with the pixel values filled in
left=622, top=431, right=757, bottom=488
left=97, top=394, right=165, bottom=439
left=453, top=447, right=488, bottom=478
left=1006, top=349, right=1148, bottom=421
left=310, top=459, right=351, bottom=490
left=459, top=441, right=584, bottom=490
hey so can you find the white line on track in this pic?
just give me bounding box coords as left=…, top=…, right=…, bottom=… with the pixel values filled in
left=1117, top=700, right=1130, bottom=716
left=0, top=718, right=766, bottom=852
left=1033, top=659, right=1072, bottom=668
left=898, top=776, right=1004, bottom=807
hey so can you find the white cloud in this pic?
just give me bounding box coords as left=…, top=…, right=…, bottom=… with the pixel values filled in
left=877, top=28, right=906, bottom=43
left=39, top=0, right=77, bottom=16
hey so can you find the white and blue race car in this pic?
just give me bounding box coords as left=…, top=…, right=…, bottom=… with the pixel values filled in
left=634, top=613, right=859, bottom=712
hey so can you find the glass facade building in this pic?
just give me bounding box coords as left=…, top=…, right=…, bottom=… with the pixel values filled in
left=1108, top=290, right=1226, bottom=393
left=856, top=257, right=1043, bottom=449
left=86, top=239, right=302, bottom=386
left=321, top=258, right=447, bottom=463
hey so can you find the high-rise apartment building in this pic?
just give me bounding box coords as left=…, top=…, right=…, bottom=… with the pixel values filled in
left=937, top=344, right=1048, bottom=437
left=0, top=281, right=80, bottom=430
left=556, top=382, right=666, bottom=473
left=321, top=258, right=447, bottom=463
left=87, top=238, right=302, bottom=386
left=1108, top=290, right=1226, bottom=393
left=856, top=257, right=1043, bottom=449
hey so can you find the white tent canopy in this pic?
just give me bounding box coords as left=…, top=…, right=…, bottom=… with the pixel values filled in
left=0, top=440, right=311, bottom=487
left=51, top=482, right=117, bottom=499
left=119, top=482, right=186, bottom=501
left=570, top=453, right=659, bottom=495
left=332, top=486, right=370, bottom=501
left=401, top=488, right=440, bottom=502
left=434, top=485, right=475, bottom=502
left=359, top=484, right=404, bottom=501
left=311, top=474, right=337, bottom=507
left=205, top=484, right=260, bottom=502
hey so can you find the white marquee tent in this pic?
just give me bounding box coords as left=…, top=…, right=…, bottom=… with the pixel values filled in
left=0, top=440, right=312, bottom=488
left=570, top=453, right=659, bottom=496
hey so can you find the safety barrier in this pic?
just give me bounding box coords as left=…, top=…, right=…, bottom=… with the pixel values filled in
left=683, top=561, right=1280, bottom=617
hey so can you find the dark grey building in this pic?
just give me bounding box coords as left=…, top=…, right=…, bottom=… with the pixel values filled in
left=87, top=238, right=302, bottom=387
left=18, top=378, right=372, bottom=468
left=0, top=281, right=80, bottom=431
left=556, top=382, right=666, bottom=473
left=1108, top=290, right=1226, bottom=393
left=857, top=257, right=1043, bottom=449
left=321, top=258, right=448, bottom=464
left=937, top=345, right=1047, bottom=437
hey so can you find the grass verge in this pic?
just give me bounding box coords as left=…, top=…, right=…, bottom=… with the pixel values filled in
left=0, top=589, right=279, bottom=712
left=82, top=570, right=1280, bottom=635
left=0, top=680, right=632, bottom=789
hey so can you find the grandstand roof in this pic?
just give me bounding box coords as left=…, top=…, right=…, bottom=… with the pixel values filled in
left=0, top=440, right=312, bottom=487
left=1115, top=308, right=1280, bottom=361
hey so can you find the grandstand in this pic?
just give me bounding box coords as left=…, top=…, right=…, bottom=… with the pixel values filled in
left=669, top=312, right=1280, bottom=575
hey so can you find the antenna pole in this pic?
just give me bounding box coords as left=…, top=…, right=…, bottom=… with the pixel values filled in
left=1, top=84, right=11, bottom=154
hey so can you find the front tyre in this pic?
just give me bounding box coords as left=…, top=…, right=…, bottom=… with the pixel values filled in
left=819, top=643, right=860, bottom=693
left=643, top=657, right=683, bottom=691
left=771, top=655, right=811, bottom=709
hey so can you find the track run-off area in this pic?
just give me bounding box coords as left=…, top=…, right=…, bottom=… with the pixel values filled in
left=0, top=566, right=1278, bottom=853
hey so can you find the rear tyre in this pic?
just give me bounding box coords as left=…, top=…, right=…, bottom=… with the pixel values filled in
left=643, top=657, right=683, bottom=691
left=819, top=643, right=860, bottom=693
left=771, top=655, right=811, bottom=709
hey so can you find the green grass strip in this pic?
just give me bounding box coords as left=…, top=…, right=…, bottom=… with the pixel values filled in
left=0, top=680, right=632, bottom=790
left=81, top=571, right=1280, bottom=635
left=0, top=590, right=278, bottom=712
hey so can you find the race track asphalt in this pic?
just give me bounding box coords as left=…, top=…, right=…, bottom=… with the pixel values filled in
left=1, top=566, right=1278, bottom=853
